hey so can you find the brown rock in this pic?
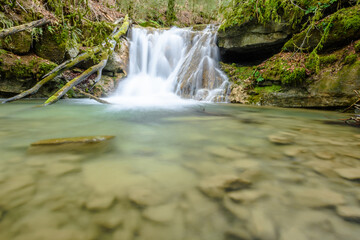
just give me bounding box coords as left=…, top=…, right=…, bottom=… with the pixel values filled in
left=143, top=203, right=177, bottom=223
left=334, top=168, right=360, bottom=180
left=292, top=188, right=345, bottom=208
left=228, top=190, right=265, bottom=203
left=248, top=209, right=277, bottom=240
left=268, top=132, right=296, bottom=145
left=315, top=151, right=335, bottom=160
left=86, top=195, right=114, bottom=210
left=336, top=206, right=360, bottom=221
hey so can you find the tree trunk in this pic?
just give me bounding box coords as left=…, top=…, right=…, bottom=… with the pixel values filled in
left=0, top=18, right=50, bottom=38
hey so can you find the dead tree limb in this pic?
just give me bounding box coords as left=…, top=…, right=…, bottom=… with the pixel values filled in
left=2, top=15, right=130, bottom=104
left=0, top=18, right=50, bottom=38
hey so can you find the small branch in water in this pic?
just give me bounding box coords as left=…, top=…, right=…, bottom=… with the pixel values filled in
left=73, top=87, right=111, bottom=105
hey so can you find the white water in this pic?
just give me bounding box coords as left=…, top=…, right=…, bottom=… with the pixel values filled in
left=108, top=26, right=229, bottom=108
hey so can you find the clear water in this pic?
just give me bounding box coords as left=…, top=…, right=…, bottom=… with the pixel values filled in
left=0, top=100, right=359, bottom=240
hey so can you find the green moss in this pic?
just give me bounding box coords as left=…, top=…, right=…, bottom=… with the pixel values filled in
left=344, top=54, right=357, bottom=65
left=355, top=41, right=360, bottom=53
left=319, top=54, right=337, bottom=66
left=254, top=85, right=282, bottom=93
left=281, top=68, right=307, bottom=86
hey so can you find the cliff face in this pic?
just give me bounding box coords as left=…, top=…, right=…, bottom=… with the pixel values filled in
left=219, top=4, right=360, bottom=108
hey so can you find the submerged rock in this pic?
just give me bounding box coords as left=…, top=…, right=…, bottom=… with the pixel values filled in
left=31, top=136, right=115, bottom=146
left=268, top=132, right=296, bottom=145
left=334, top=168, right=360, bottom=180
left=336, top=206, right=360, bottom=221
left=291, top=188, right=345, bottom=208
left=143, top=203, right=177, bottom=223
left=86, top=194, right=115, bottom=211
left=248, top=209, right=277, bottom=240
left=198, top=174, right=251, bottom=199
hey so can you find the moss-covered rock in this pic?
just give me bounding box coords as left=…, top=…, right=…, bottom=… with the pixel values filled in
left=284, top=5, right=360, bottom=52
left=34, top=28, right=66, bottom=64
left=0, top=31, right=32, bottom=54
left=0, top=50, right=60, bottom=97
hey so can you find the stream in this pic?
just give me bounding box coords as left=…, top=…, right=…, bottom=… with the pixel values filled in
left=0, top=100, right=359, bottom=240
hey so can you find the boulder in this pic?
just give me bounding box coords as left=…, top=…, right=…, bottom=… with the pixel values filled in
left=0, top=31, right=32, bottom=54
left=217, top=21, right=292, bottom=63
left=34, top=28, right=67, bottom=64
left=104, top=38, right=129, bottom=74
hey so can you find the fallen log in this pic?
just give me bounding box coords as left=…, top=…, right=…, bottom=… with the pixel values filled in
left=0, top=18, right=50, bottom=38
left=2, top=15, right=130, bottom=105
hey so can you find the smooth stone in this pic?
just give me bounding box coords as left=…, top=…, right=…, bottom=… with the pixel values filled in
left=336, top=206, right=360, bottom=221
left=231, top=159, right=260, bottom=170
left=341, top=152, right=360, bottom=160
left=45, top=163, right=81, bottom=177
left=31, top=135, right=115, bottom=146
left=128, top=188, right=167, bottom=206
left=227, top=190, right=265, bottom=203
left=248, top=209, right=277, bottom=240
left=198, top=174, right=251, bottom=199
left=292, top=188, right=345, bottom=208
left=354, top=134, right=360, bottom=139
left=283, top=147, right=306, bottom=157
left=0, top=185, right=35, bottom=209
left=280, top=228, right=309, bottom=240
left=315, top=151, right=335, bottom=160
left=268, top=132, right=296, bottom=145
left=94, top=213, right=123, bottom=229
left=205, top=146, right=246, bottom=159
left=86, top=195, right=114, bottom=210
left=334, top=168, right=360, bottom=180
left=302, top=160, right=338, bottom=177
left=143, top=203, right=177, bottom=223
left=113, top=209, right=140, bottom=240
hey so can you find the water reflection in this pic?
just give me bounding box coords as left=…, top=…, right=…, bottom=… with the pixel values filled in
left=0, top=100, right=359, bottom=240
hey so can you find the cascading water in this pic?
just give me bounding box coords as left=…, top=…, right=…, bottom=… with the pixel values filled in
left=108, top=26, right=229, bottom=107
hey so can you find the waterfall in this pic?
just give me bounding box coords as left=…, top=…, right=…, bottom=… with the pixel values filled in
left=109, top=26, right=229, bottom=107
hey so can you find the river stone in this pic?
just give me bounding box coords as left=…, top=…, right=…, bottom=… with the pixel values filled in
left=334, top=168, right=360, bottom=180
left=143, top=203, right=177, bottom=223
left=227, top=190, right=265, bottom=203
left=128, top=187, right=168, bottom=206
left=206, top=146, right=246, bottom=159
left=223, top=196, right=250, bottom=220
left=45, top=163, right=81, bottom=177
left=302, top=160, right=339, bottom=177
left=198, top=174, right=251, bottom=199
left=268, top=132, right=296, bottom=145
left=86, top=194, right=115, bottom=210
left=248, top=209, right=277, bottom=240
left=314, top=151, right=335, bottom=160
left=291, top=188, right=345, bottom=208
left=336, top=206, right=360, bottom=221
left=94, top=212, right=123, bottom=229
left=283, top=147, right=306, bottom=157
left=31, top=136, right=115, bottom=146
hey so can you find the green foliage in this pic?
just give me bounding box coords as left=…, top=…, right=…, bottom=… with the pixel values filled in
left=344, top=54, right=357, bottom=65
left=281, top=68, right=307, bottom=86
left=319, top=54, right=338, bottom=65
left=355, top=41, right=360, bottom=53
left=254, top=85, right=282, bottom=93
left=306, top=52, right=320, bottom=72
left=0, top=12, right=14, bottom=30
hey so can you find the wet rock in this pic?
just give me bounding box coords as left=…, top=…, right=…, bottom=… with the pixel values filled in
left=283, top=147, right=306, bottom=157
left=334, top=168, right=360, bottom=180
left=86, top=194, right=115, bottom=211
left=248, top=209, right=277, bottom=240
left=227, top=190, right=265, bottom=204
left=104, top=38, right=129, bottom=73
left=0, top=31, right=32, bottom=54
left=206, top=146, right=246, bottom=159
left=336, top=206, right=360, bottom=221
left=268, top=132, right=296, bottom=145
left=199, top=174, right=251, bottom=199
left=292, top=188, right=345, bottom=208
left=113, top=209, right=140, bottom=240
left=225, top=227, right=252, bottom=240
left=94, top=212, right=123, bottom=229
left=341, top=152, right=360, bottom=160
left=31, top=136, right=115, bottom=146
left=0, top=175, right=34, bottom=195
left=143, top=203, right=177, bottom=223
left=280, top=228, right=308, bottom=240
left=315, top=151, right=335, bottom=160
left=45, top=163, right=81, bottom=177
left=34, top=28, right=66, bottom=64
left=231, top=159, right=260, bottom=170
left=302, top=160, right=339, bottom=178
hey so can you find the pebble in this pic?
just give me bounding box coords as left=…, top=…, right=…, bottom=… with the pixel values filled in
left=292, top=188, right=345, bottom=208
left=45, top=163, right=81, bottom=177
left=248, top=209, right=277, bottom=240
left=128, top=188, right=167, bottom=206
left=302, top=160, right=338, bottom=177
left=198, top=174, right=251, bottom=199
left=94, top=213, right=123, bottom=229
left=86, top=195, right=114, bottom=210
left=268, top=132, right=296, bottom=145
left=314, top=151, right=335, bottom=160
left=227, top=190, right=265, bottom=203
left=143, top=203, right=176, bottom=223
left=283, top=147, right=305, bottom=157
left=334, top=168, right=360, bottom=180
left=336, top=206, right=360, bottom=221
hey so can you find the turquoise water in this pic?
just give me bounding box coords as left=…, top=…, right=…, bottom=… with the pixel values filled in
left=0, top=99, right=359, bottom=240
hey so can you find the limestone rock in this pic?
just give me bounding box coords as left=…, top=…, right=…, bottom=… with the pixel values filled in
left=291, top=188, right=345, bottom=208
left=268, top=132, right=296, bottom=145
left=336, top=206, right=360, bottom=221
left=218, top=20, right=292, bottom=63
left=198, top=174, right=251, bottom=199
left=143, top=203, right=177, bottom=223
left=334, top=168, right=360, bottom=180
left=104, top=38, right=129, bottom=73
left=86, top=194, right=115, bottom=210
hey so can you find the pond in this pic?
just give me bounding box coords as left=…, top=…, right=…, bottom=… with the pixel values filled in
left=0, top=99, right=359, bottom=240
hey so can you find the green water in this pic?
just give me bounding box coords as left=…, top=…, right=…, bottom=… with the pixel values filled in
left=0, top=100, right=359, bottom=240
